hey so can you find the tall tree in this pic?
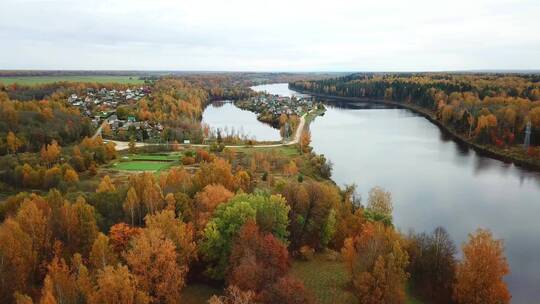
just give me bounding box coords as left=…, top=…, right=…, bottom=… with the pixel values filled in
left=124, top=228, right=186, bottom=304
left=144, top=210, right=196, bottom=266
left=89, top=233, right=118, bottom=271
left=0, top=219, right=34, bottom=302
left=6, top=131, right=22, bottom=154
left=194, top=183, right=234, bottom=229
left=89, top=265, right=150, bottom=304
left=342, top=222, right=409, bottom=304
left=453, top=228, right=510, bottom=304
left=97, top=175, right=116, bottom=193
left=407, top=227, right=456, bottom=304
left=200, top=193, right=290, bottom=280
left=123, top=187, right=140, bottom=226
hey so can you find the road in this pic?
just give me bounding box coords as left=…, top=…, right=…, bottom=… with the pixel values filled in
left=99, top=110, right=312, bottom=151
left=92, top=122, right=105, bottom=139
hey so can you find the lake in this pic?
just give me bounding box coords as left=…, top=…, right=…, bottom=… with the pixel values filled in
left=252, top=83, right=540, bottom=304
left=202, top=101, right=281, bottom=142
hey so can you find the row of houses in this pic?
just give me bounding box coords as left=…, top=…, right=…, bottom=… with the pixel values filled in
left=238, top=94, right=315, bottom=116
left=66, top=87, right=166, bottom=140
left=68, top=87, right=151, bottom=115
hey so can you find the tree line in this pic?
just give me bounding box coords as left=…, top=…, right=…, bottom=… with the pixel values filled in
left=291, top=73, right=540, bottom=156
left=0, top=149, right=511, bottom=304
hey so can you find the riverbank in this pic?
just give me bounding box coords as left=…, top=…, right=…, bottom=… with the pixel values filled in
left=104, top=108, right=320, bottom=151
left=294, top=89, right=540, bottom=171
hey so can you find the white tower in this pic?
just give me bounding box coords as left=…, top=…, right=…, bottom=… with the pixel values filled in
left=524, top=120, right=532, bottom=149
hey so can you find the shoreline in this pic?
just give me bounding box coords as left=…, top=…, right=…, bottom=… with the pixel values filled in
left=105, top=109, right=313, bottom=151
left=292, top=88, right=540, bottom=172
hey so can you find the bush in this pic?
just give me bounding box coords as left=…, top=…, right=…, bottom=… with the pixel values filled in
left=298, top=245, right=315, bottom=261
left=182, top=156, right=195, bottom=165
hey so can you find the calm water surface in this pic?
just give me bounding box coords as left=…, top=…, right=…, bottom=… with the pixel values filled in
left=253, top=83, right=540, bottom=304
left=202, top=101, right=281, bottom=141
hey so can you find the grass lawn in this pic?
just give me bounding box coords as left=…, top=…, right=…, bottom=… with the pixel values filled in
left=113, top=161, right=175, bottom=171
left=0, top=75, right=145, bottom=85
left=292, top=253, right=423, bottom=304
left=129, top=153, right=181, bottom=161
left=292, top=254, right=357, bottom=304
left=234, top=145, right=300, bottom=157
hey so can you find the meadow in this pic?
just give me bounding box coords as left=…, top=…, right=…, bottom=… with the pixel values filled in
left=0, top=75, right=145, bottom=85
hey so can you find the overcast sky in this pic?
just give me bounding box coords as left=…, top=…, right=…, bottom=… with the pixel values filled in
left=1, top=0, right=539, bottom=71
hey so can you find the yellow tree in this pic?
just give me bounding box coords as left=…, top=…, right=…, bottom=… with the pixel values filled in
left=342, top=222, right=409, bottom=304
left=0, top=219, right=34, bottom=302
left=124, top=187, right=141, bottom=226
left=6, top=131, right=22, bottom=154
left=15, top=198, right=52, bottom=281
left=283, top=160, right=298, bottom=176
left=89, top=265, right=150, bottom=304
left=89, top=233, right=119, bottom=271
left=40, top=140, right=61, bottom=168
left=453, top=229, right=510, bottom=304
left=64, top=168, right=79, bottom=184
left=234, top=170, right=251, bottom=192
left=144, top=210, right=196, bottom=266
left=97, top=175, right=116, bottom=193
left=39, top=276, right=58, bottom=304
left=300, top=130, right=311, bottom=154
left=194, top=183, right=234, bottom=228
left=124, top=228, right=186, bottom=304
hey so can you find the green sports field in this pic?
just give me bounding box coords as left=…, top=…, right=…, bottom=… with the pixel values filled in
left=0, top=75, right=145, bottom=85
left=111, top=153, right=182, bottom=172
left=114, top=161, right=175, bottom=171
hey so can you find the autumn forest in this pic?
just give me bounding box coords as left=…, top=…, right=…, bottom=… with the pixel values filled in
left=0, top=71, right=522, bottom=304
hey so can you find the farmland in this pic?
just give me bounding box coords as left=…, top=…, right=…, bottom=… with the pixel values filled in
left=0, top=75, right=145, bottom=85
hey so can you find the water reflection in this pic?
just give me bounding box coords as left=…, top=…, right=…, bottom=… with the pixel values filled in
left=202, top=101, right=281, bottom=142
left=257, top=83, right=540, bottom=304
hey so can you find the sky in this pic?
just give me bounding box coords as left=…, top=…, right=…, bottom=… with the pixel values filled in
left=1, top=0, right=539, bottom=71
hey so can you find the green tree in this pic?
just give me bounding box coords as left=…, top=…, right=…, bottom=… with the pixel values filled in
left=200, top=193, right=290, bottom=280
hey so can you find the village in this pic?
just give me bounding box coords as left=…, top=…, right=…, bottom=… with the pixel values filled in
left=67, top=86, right=166, bottom=141
left=234, top=92, right=320, bottom=127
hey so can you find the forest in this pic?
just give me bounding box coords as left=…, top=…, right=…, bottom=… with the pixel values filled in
left=291, top=73, right=540, bottom=163
left=0, top=73, right=512, bottom=304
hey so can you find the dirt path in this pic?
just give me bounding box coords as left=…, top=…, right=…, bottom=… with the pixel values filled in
left=92, top=122, right=105, bottom=139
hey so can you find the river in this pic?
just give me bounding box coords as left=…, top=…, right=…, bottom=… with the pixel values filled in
left=252, top=83, right=540, bottom=304
left=202, top=101, right=281, bottom=142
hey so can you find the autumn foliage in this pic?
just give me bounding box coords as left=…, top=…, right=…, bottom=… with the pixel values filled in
left=453, top=229, right=510, bottom=304
left=342, top=222, right=409, bottom=304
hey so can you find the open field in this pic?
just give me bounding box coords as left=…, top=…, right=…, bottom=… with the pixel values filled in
left=0, top=75, right=145, bottom=85
left=129, top=153, right=181, bottom=161
left=233, top=145, right=301, bottom=157
left=111, top=153, right=181, bottom=171
left=113, top=161, right=176, bottom=171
